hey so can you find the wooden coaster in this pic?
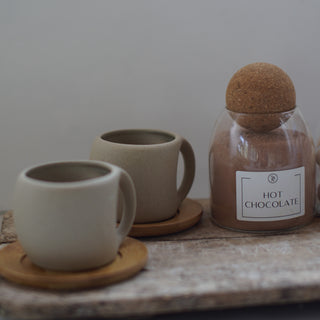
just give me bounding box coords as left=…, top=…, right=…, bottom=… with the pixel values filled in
left=129, top=198, right=203, bottom=237
left=0, top=237, right=147, bottom=290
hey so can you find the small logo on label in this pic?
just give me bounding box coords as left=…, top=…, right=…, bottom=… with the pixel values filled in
left=268, top=173, right=278, bottom=184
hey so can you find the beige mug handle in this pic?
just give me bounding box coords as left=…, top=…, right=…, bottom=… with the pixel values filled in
left=177, top=138, right=195, bottom=204
left=116, top=170, right=136, bottom=246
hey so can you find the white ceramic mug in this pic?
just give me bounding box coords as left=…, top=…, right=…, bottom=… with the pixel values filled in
left=90, top=129, right=195, bottom=223
left=13, top=160, right=136, bottom=271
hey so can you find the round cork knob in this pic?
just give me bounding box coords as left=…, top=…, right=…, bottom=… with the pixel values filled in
left=226, top=62, right=296, bottom=132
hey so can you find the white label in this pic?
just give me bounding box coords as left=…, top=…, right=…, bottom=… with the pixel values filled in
left=236, top=167, right=305, bottom=221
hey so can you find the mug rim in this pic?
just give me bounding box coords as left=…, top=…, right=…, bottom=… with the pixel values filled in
left=20, top=160, right=118, bottom=188
left=99, top=129, right=178, bottom=146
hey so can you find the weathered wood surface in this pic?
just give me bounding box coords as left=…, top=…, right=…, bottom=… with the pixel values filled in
left=1, top=199, right=320, bottom=319
left=0, top=211, right=16, bottom=244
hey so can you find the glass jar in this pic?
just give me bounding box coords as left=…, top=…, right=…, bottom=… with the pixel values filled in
left=209, top=107, right=315, bottom=232
left=316, top=145, right=320, bottom=214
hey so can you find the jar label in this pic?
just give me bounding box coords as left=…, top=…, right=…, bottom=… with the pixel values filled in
left=236, top=167, right=305, bottom=221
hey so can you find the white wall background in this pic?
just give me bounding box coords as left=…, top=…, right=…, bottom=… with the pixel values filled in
left=1, top=0, right=320, bottom=209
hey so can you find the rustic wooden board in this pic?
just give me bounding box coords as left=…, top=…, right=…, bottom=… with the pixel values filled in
left=1, top=199, right=320, bottom=319
left=0, top=211, right=16, bottom=244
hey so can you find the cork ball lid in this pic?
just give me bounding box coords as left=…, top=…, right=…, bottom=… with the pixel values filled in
left=226, top=62, right=296, bottom=113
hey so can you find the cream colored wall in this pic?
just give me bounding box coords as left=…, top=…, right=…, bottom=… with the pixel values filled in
left=1, top=0, right=320, bottom=209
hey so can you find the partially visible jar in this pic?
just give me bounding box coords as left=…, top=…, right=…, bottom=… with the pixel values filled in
left=209, top=62, right=315, bottom=232
left=316, top=147, right=320, bottom=214
left=209, top=107, right=315, bottom=232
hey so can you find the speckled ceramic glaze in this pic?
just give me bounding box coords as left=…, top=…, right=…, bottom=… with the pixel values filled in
left=13, top=160, right=136, bottom=271
left=90, top=129, right=195, bottom=223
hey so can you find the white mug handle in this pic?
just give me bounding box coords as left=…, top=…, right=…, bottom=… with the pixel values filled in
left=116, top=169, right=136, bottom=246
left=177, top=138, right=196, bottom=204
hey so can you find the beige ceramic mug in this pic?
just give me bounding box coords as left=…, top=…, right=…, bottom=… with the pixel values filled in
left=90, top=129, right=195, bottom=223
left=13, top=160, right=136, bottom=271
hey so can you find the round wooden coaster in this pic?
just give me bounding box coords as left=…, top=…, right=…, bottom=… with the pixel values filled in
left=129, top=198, right=203, bottom=237
left=0, top=237, right=147, bottom=290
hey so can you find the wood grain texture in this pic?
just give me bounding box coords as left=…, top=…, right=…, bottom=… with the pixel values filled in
left=0, top=211, right=16, bottom=244
left=1, top=199, right=320, bottom=319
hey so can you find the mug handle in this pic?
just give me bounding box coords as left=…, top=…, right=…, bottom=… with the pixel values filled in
left=177, top=138, right=196, bottom=204
left=116, top=170, right=136, bottom=246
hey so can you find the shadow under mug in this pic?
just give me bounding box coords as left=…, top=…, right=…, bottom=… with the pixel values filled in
left=90, top=129, right=195, bottom=223
left=13, top=160, right=136, bottom=271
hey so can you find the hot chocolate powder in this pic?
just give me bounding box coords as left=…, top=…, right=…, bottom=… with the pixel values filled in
left=209, top=128, right=315, bottom=231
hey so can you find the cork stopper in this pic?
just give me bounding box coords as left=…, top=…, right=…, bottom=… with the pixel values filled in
left=226, top=63, right=296, bottom=132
